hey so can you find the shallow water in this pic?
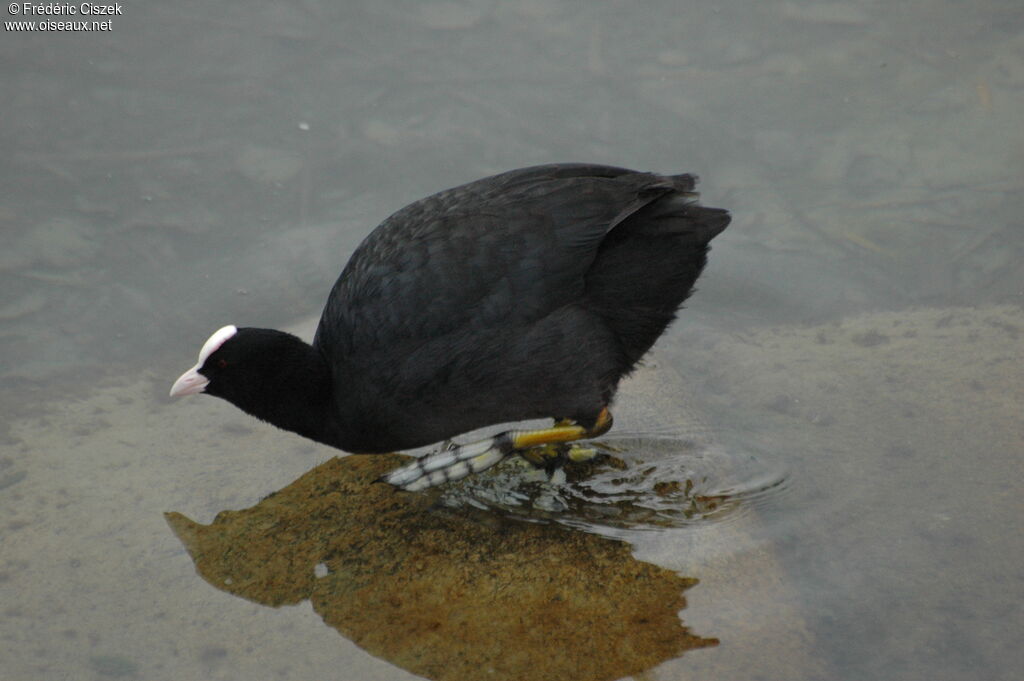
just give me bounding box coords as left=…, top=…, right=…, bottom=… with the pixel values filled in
left=3, top=1, right=1022, bottom=679
left=436, top=435, right=791, bottom=536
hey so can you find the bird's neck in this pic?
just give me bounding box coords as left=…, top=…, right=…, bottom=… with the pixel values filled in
left=239, top=334, right=347, bottom=450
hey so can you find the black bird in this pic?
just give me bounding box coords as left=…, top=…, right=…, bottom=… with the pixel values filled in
left=170, top=163, right=729, bottom=490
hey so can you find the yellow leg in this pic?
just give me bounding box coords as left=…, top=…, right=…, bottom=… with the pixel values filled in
left=509, top=407, right=613, bottom=450
left=515, top=408, right=612, bottom=469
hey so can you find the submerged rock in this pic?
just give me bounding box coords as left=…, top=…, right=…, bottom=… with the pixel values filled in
left=166, top=454, right=715, bottom=681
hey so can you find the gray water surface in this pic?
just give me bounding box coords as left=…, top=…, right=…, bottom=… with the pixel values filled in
left=2, top=1, right=1022, bottom=679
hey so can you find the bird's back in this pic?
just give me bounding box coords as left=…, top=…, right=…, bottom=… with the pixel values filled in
left=313, top=164, right=728, bottom=451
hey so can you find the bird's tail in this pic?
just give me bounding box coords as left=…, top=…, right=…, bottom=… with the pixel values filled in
left=630, top=174, right=731, bottom=243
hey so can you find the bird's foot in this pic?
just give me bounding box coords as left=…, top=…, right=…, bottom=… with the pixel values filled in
left=519, top=443, right=598, bottom=471
left=379, top=434, right=515, bottom=492
left=379, top=408, right=612, bottom=492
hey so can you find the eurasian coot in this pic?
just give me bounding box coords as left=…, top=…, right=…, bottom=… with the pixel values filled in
left=170, top=163, right=729, bottom=490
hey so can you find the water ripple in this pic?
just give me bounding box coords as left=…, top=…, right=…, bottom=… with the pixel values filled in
left=437, top=434, right=790, bottom=538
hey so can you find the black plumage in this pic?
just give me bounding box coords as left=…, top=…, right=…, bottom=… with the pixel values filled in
left=171, top=163, right=729, bottom=487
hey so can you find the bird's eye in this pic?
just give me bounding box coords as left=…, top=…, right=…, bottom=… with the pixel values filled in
left=217, top=358, right=228, bottom=369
